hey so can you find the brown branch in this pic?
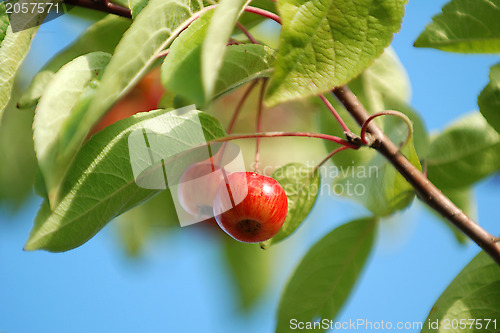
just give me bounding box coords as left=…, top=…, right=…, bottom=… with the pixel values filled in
left=64, top=0, right=132, bottom=18
left=332, top=85, right=500, bottom=266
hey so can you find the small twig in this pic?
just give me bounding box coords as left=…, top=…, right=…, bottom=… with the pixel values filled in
left=236, top=22, right=258, bottom=44
left=319, top=94, right=351, bottom=134
left=313, top=146, right=350, bottom=174
left=64, top=0, right=132, bottom=18
left=243, top=6, right=281, bottom=25
left=332, top=85, right=500, bottom=266
left=360, top=110, right=413, bottom=147
left=254, top=79, right=268, bottom=172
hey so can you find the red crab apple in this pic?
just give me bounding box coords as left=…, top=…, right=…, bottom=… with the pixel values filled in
left=177, top=160, right=227, bottom=218
left=213, top=172, right=288, bottom=243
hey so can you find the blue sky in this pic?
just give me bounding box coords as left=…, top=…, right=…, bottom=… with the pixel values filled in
left=1, top=1, right=500, bottom=332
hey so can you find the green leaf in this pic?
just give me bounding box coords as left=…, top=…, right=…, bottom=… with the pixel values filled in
left=276, top=217, right=377, bottom=333
left=128, top=0, right=148, bottom=18
left=116, top=190, right=179, bottom=256
left=162, top=9, right=276, bottom=106
left=414, top=0, right=500, bottom=53
left=479, top=63, right=500, bottom=135
left=17, top=15, right=131, bottom=109
left=334, top=136, right=421, bottom=216
left=421, top=252, right=500, bottom=333
left=426, top=112, right=500, bottom=189
left=33, top=52, right=111, bottom=207
left=261, top=163, right=320, bottom=248
left=0, top=84, right=36, bottom=209
left=223, top=238, right=270, bottom=309
left=202, top=0, right=250, bottom=101
left=24, top=110, right=225, bottom=252
left=0, top=0, right=52, bottom=123
left=265, top=0, right=407, bottom=106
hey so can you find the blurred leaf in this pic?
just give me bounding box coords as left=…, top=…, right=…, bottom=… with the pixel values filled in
left=426, top=112, right=500, bottom=189
left=162, top=10, right=275, bottom=107
left=479, top=63, right=500, bottom=135
left=116, top=190, right=179, bottom=256
left=334, top=136, right=421, bottom=217
left=238, top=0, right=277, bottom=29
left=430, top=187, right=474, bottom=244
left=24, top=110, right=224, bottom=252
left=128, top=0, right=148, bottom=18
left=0, top=0, right=52, bottom=122
left=18, top=15, right=131, bottom=109
left=261, top=163, right=320, bottom=248
left=112, top=0, right=130, bottom=8
left=0, top=88, right=36, bottom=209
left=414, top=0, right=500, bottom=53
left=202, top=0, right=250, bottom=101
left=33, top=52, right=111, bottom=207
left=223, top=238, right=270, bottom=309
left=265, top=0, right=407, bottom=106
left=422, top=252, right=500, bottom=333
left=276, top=217, right=377, bottom=333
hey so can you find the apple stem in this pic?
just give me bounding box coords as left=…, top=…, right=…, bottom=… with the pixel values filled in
left=227, top=81, right=258, bottom=134
left=243, top=6, right=282, bottom=25
left=313, top=146, right=350, bottom=174
left=212, top=131, right=359, bottom=149
left=319, top=94, right=351, bottom=134
left=237, top=22, right=258, bottom=44
left=254, top=79, right=268, bottom=172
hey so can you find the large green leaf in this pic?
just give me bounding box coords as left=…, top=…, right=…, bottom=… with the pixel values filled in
left=421, top=252, right=500, bottom=333
left=24, top=110, right=225, bottom=252
left=0, top=0, right=53, bottom=123
left=414, top=0, right=500, bottom=53
left=265, top=0, right=407, bottom=106
left=261, top=163, right=320, bottom=248
left=33, top=52, right=111, bottom=207
left=426, top=112, right=500, bottom=189
left=479, top=63, right=500, bottom=135
left=17, top=15, right=131, bottom=109
left=129, top=0, right=149, bottom=18
left=61, top=0, right=205, bottom=183
left=276, top=217, right=377, bottom=333
left=201, top=0, right=250, bottom=101
left=162, top=10, right=276, bottom=106
left=223, top=238, right=271, bottom=310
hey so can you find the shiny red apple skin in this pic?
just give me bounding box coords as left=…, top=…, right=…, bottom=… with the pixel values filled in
left=213, top=172, right=288, bottom=243
left=177, top=161, right=227, bottom=218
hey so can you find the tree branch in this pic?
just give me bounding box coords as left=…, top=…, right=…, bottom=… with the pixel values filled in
left=64, top=0, right=132, bottom=18
left=332, top=85, right=500, bottom=266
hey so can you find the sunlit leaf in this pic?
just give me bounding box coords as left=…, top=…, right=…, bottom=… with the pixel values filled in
left=415, top=0, right=500, bottom=53
left=24, top=110, right=224, bottom=252
left=266, top=0, right=407, bottom=106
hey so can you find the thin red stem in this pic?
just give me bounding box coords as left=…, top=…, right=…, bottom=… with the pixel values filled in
left=212, top=132, right=359, bottom=149
left=237, top=22, right=258, bottom=44
left=360, top=110, right=413, bottom=146
left=313, top=146, right=350, bottom=173
left=254, top=79, right=267, bottom=171
left=319, top=94, right=350, bottom=133
left=244, top=6, right=282, bottom=25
